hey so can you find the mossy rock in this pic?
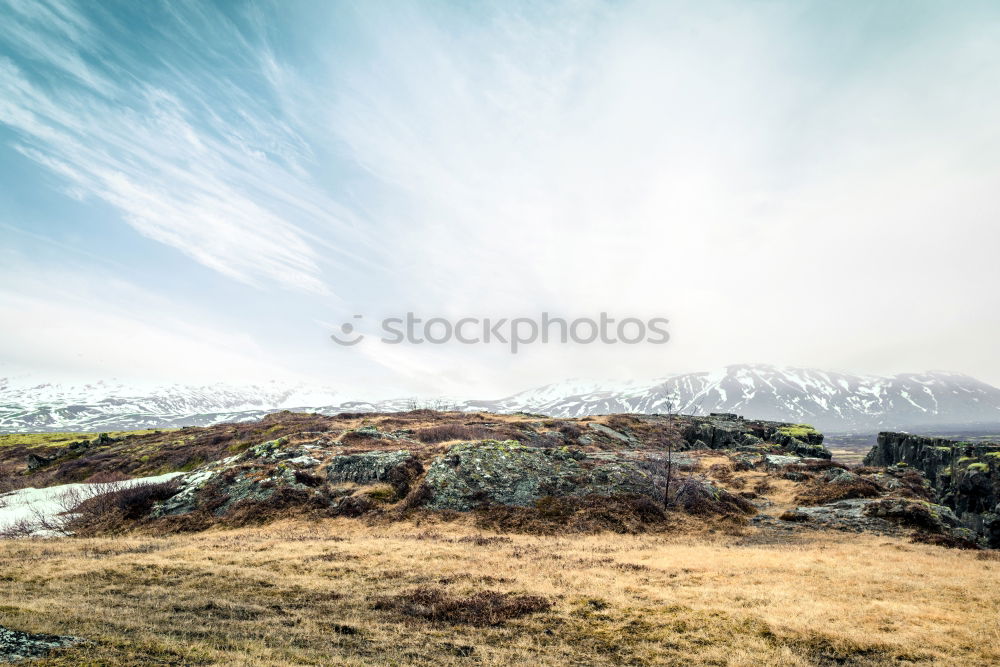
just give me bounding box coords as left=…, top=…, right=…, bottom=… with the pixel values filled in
left=326, top=450, right=422, bottom=489
left=422, top=441, right=663, bottom=511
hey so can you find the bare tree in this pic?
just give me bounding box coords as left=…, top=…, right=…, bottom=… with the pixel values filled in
left=664, top=437, right=674, bottom=508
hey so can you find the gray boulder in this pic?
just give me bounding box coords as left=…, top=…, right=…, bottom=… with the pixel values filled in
left=0, top=625, right=82, bottom=663
left=421, top=441, right=664, bottom=511
left=423, top=441, right=587, bottom=510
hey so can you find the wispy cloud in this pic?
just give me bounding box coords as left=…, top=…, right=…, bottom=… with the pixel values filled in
left=0, top=0, right=358, bottom=294
left=2, top=1, right=1000, bottom=391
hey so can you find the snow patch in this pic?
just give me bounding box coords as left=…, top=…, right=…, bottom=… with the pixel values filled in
left=0, top=472, right=184, bottom=537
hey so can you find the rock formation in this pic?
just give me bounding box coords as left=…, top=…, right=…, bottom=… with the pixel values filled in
left=864, top=432, right=1000, bottom=546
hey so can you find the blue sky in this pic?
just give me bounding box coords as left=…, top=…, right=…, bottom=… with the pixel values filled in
left=2, top=0, right=1000, bottom=396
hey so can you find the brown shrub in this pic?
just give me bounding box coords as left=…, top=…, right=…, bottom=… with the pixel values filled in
left=82, top=471, right=131, bottom=484
left=456, top=535, right=514, bottom=547
left=911, top=532, right=980, bottom=550
left=895, top=470, right=934, bottom=500
left=338, top=431, right=395, bottom=446
left=414, top=423, right=528, bottom=444
left=64, top=481, right=180, bottom=536
left=414, top=424, right=494, bottom=443
left=708, top=463, right=734, bottom=481
left=794, top=479, right=880, bottom=506
left=372, top=587, right=551, bottom=626
left=557, top=423, right=583, bottom=439
left=672, top=478, right=756, bottom=518
left=329, top=495, right=376, bottom=518
left=293, top=470, right=325, bottom=487
left=474, top=494, right=670, bottom=535
left=726, top=477, right=747, bottom=490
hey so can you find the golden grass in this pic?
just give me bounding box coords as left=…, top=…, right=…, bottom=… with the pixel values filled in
left=1, top=519, right=997, bottom=665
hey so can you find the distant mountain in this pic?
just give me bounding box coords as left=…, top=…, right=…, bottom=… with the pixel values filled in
left=3, top=365, right=1000, bottom=433
left=0, top=380, right=345, bottom=433
left=468, top=365, right=1000, bottom=432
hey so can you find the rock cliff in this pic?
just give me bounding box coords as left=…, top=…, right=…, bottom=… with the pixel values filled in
left=864, top=432, right=1000, bottom=546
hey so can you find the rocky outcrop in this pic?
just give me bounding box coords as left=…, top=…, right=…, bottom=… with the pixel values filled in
left=680, top=413, right=831, bottom=459
left=146, top=433, right=748, bottom=523
left=420, top=440, right=695, bottom=511
left=326, top=450, right=422, bottom=492
left=21, top=433, right=111, bottom=472
left=2, top=412, right=858, bottom=535
left=25, top=453, right=52, bottom=471
left=864, top=432, right=1000, bottom=547
left=0, top=625, right=81, bottom=663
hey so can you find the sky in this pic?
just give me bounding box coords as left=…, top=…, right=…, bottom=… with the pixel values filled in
left=1, top=0, right=999, bottom=398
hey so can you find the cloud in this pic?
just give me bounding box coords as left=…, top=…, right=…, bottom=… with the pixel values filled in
left=311, top=1, right=1000, bottom=384
left=0, top=258, right=303, bottom=384
left=0, top=0, right=357, bottom=294
left=2, top=0, right=1000, bottom=391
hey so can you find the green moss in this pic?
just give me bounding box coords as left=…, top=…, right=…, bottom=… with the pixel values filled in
left=777, top=424, right=818, bottom=438
left=0, top=429, right=177, bottom=448
left=177, top=457, right=206, bottom=472
left=966, top=462, right=989, bottom=473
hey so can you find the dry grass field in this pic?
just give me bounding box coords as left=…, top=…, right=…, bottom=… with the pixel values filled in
left=2, top=517, right=998, bottom=666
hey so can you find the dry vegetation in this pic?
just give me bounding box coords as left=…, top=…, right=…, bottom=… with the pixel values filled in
left=4, top=413, right=997, bottom=664
left=1, top=518, right=998, bottom=666
left=0, top=411, right=604, bottom=491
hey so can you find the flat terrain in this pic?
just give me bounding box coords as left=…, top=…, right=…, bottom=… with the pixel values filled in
left=1, top=518, right=998, bottom=666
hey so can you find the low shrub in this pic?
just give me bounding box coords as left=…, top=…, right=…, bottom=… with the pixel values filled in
left=671, top=478, right=756, bottom=518
left=64, top=481, right=180, bottom=536
left=708, top=463, right=734, bottom=482
left=474, top=494, right=670, bottom=535
left=372, top=587, right=551, bottom=626
left=414, top=424, right=494, bottom=444
left=557, top=423, right=583, bottom=439
left=895, top=470, right=934, bottom=500
left=293, top=470, right=325, bottom=487
left=794, top=479, right=880, bottom=506
left=911, top=532, right=980, bottom=550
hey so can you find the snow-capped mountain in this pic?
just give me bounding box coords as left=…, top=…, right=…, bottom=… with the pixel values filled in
left=470, top=365, right=1000, bottom=431
left=3, top=365, right=1000, bottom=433
left=0, top=379, right=344, bottom=433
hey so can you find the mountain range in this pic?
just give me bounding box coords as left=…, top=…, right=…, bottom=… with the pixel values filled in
left=3, top=364, right=1000, bottom=434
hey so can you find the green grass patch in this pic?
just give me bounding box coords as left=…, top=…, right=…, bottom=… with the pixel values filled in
left=0, top=429, right=177, bottom=448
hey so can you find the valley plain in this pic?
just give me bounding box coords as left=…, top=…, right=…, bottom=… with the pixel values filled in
left=1, top=409, right=999, bottom=664
left=2, top=518, right=999, bottom=665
